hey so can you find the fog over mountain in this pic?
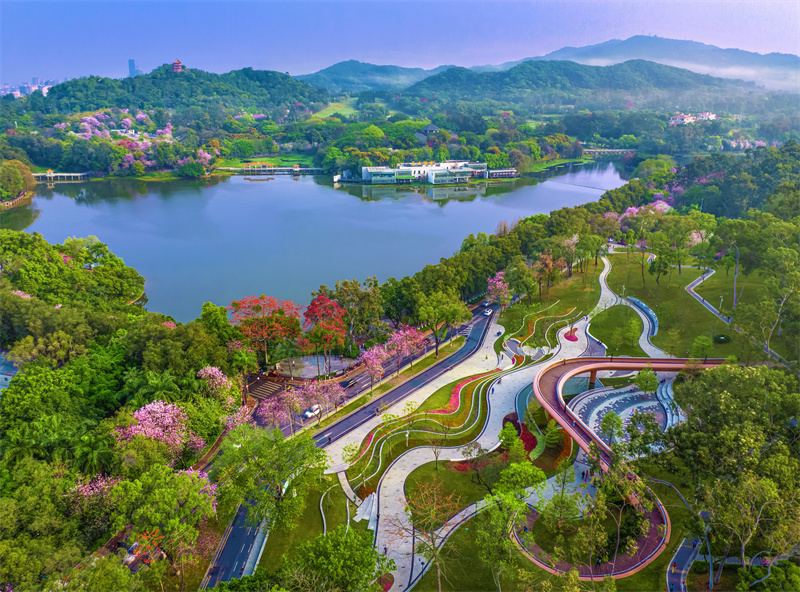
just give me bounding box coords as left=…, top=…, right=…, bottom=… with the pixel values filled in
left=471, top=35, right=800, bottom=92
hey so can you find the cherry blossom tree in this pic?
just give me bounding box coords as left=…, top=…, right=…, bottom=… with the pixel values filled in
left=196, top=366, right=233, bottom=399
left=358, top=344, right=388, bottom=394
left=487, top=270, right=511, bottom=311
left=257, top=396, right=290, bottom=430
left=114, top=401, right=205, bottom=468
left=386, top=325, right=426, bottom=376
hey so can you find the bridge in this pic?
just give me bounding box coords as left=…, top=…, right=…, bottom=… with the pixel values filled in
left=33, top=170, right=90, bottom=182
left=217, top=163, right=322, bottom=175
left=584, top=149, right=635, bottom=155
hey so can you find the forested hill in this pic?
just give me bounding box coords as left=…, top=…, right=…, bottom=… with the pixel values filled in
left=403, top=59, right=760, bottom=111
left=42, top=65, right=329, bottom=113
left=295, top=60, right=453, bottom=93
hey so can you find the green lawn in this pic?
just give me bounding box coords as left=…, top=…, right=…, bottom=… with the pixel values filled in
left=605, top=254, right=763, bottom=361
left=406, top=461, right=491, bottom=514
left=589, top=305, right=647, bottom=357
left=309, top=99, right=359, bottom=119
left=257, top=478, right=328, bottom=572
left=215, top=154, right=315, bottom=168
left=693, top=268, right=797, bottom=362
left=414, top=515, right=537, bottom=592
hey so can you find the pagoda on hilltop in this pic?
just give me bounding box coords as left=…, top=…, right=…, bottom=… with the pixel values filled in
left=172, top=60, right=183, bottom=73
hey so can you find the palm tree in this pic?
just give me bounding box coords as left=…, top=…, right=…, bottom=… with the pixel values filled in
left=2, top=427, right=44, bottom=463
left=73, top=432, right=115, bottom=475
left=33, top=414, right=77, bottom=463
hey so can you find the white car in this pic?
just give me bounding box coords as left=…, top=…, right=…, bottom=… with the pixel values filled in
left=483, top=309, right=493, bottom=316
left=303, top=404, right=321, bottom=419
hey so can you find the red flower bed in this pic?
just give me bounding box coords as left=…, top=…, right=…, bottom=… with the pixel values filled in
left=453, top=462, right=470, bottom=472
left=377, top=573, right=394, bottom=591
left=431, top=371, right=494, bottom=415
left=564, top=327, right=578, bottom=342
left=520, top=423, right=537, bottom=453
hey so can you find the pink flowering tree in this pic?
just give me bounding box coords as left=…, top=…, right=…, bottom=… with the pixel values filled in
left=70, top=474, right=121, bottom=543
left=386, top=325, right=426, bottom=375
left=223, top=406, right=253, bottom=433
left=197, top=366, right=234, bottom=400
left=115, top=401, right=205, bottom=468
left=257, top=396, right=290, bottom=430
left=358, top=344, right=388, bottom=394
left=487, top=270, right=512, bottom=310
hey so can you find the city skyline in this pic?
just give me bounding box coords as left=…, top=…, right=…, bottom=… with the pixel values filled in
left=1, top=0, right=799, bottom=86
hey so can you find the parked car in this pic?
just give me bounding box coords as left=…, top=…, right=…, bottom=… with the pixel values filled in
left=303, top=404, right=321, bottom=419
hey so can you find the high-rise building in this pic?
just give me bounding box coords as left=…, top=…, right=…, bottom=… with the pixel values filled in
left=128, top=59, right=142, bottom=78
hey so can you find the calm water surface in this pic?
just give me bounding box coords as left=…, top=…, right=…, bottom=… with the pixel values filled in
left=2, top=163, right=625, bottom=321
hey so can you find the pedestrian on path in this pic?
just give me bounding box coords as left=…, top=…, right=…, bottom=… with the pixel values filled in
left=672, top=562, right=677, bottom=574
left=692, top=539, right=697, bottom=549
left=596, top=557, right=601, bottom=567
left=327, top=436, right=331, bottom=445
left=384, top=546, right=387, bottom=555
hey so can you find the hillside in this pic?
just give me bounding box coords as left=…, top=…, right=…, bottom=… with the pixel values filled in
left=295, top=60, right=453, bottom=92
left=403, top=59, right=766, bottom=111
left=471, top=35, right=800, bottom=92
left=43, top=64, right=329, bottom=113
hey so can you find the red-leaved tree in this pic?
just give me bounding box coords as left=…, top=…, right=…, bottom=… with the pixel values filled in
left=229, top=295, right=302, bottom=366
left=304, top=294, right=347, bottom=375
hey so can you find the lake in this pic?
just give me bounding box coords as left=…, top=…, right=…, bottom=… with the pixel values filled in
left=1, top=163, right=626, bottom=322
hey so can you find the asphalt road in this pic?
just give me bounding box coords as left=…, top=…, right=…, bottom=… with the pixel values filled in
left=204, top=306, right=496, bottom=588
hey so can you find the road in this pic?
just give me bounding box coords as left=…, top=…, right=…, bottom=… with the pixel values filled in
left=203, top=306, right=496, bottom=588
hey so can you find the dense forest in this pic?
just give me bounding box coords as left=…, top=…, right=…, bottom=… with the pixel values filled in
left=397, top=59, right=792, bottom=114
left=41, top=65, right=329, bottom=114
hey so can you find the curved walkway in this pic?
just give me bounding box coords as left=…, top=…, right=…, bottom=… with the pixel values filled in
left=530, top=356, right=725, bottom=579
left=377, top=321, right=593, bottom=590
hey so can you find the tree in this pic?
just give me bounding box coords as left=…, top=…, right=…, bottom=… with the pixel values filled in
left=385, top=325, right=426, bottom=375
left=358, top=344, right=388, bottom=394
left=543, top=419, right=563, bottom=448
left=285, top=525, right=395, bottom=592
left=109, top=465, right=217, bottom=566
left=539, top=461, right=581, bottom=533
left=690, top=335, right=714, bottom=359
left=475, top=462, right=547, bottom=591
left=216, top=425, right=328, bottom=529
left=304, top=294, right=347, bottom=375
left=381, top=276, right=421, bottom=328
left=487, top=270, right=511, bottom=310
left=229, top=295, right=302, bottom=367
left=428, top=421, right=453, bottom=470
left=600, top=411, right=624, bottom=445
left=386, top=479, right=462, bottom=592
left=320, top=277, right=384, bottom=346
left=633, top=364, right=658, bottom=397
left=417, top=291, right=462, bottom=358
left=47, top=553, right=140, bottom=592
left=505, top=257, right=539, bottom=306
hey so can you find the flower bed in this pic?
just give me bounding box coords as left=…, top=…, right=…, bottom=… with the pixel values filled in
left=520, top=423, right=538, bottom=454
left=564, top=327, right=579, bottom=342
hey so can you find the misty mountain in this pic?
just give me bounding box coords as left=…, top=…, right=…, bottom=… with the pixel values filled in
left=470, top=35, right=800, bottom=92
left=403, top=59, right=764, bottom=112
left=295, top=60, right=454, bottom=93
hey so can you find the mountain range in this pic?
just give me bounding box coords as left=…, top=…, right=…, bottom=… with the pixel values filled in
left=297, top=35, right=800, bottom=93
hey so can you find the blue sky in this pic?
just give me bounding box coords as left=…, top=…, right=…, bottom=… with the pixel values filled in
left=2, top=0, right=799, bottom=85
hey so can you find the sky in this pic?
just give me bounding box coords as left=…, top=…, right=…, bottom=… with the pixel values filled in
left=2, top=0, right=799, bottom=85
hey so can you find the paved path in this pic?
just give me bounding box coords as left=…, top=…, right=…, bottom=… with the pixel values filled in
left=376, top=319, right=593, bottom=590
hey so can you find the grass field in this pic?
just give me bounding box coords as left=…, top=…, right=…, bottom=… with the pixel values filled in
left=589, top=305, right=647, bottom=357
left=309, top=99, right=359, bottom=119
left=605, top=254, right=764, bottom=361
left=693, top=267, right=797, bottom=362
left=215, top=154, right=315, bottom=168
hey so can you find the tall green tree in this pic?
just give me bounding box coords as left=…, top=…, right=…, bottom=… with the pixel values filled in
left=216, top=425, right=328, bottom=529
